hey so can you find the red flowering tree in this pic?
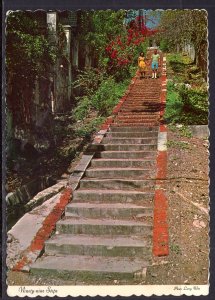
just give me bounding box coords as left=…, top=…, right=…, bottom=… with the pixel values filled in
left=105, top=15, right=158, bottom=79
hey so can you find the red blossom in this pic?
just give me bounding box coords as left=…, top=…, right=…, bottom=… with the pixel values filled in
left=110, top=49, right=118, bottom=59
left=105, top=17, right=159, bottom=70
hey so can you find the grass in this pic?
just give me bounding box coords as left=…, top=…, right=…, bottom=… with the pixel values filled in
left=75, top=117, right=105, bottom=138
left=168, top=124, right=192, bottom=138
left=178, top=126, right=192, bottom=138
left=73, top=74, right=131, bottom=139
left=165, top=81, right=183, bottom=123
left=166, top=140, right=190, bottom=149
left=170, top=243, right=182, bottom=255
left=165, top=53, right=208, bottom=125
left=74, top=76, right=130, bottom=121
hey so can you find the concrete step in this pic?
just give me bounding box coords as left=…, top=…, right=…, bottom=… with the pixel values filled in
left=114, top=122, right=159, bottom=127
left=106, top=131, right=158, bottom=138
left=114, top=120, right=159, bottom=125
left=123, top=100, right=159, bottom=103
left=127, top=97, right=160, bottom=100
left=126, top=94, right=160, bottom=97
left=126, top=96, right=160, bottom=99
left=123, top=100, right=160, bottom=103
left=114, top=119, right=158, bottom=123
left=90, top=158, right=155, bottom=168
left=123, top=104, right=159, bottom=107
left=109, top=126, right=158, bottom=132
left=29, top=49, right=162, bottom=282
left=120, top=109, right=160, bottom=113
left=56, top=218, right=153, bottom=235
left=123, top=106, right=158, bottom=109
left=129, top=92, right=160, bottom=95
left=118, top=112, right=160, bottom=116
left=116, top=113, right=159, bottom=116
left=31, top=255, right=150, bottom=281
left=121, top=106, right=154, bottom=110
left=72, top=189, right=154, bottom=204
left=96, top=150, right=156, bottom=159
left=122, top=102, right=159, bottom=106
left=79, top=178, right=155, bottom=190
left=114, top=119, right=159, bottom=122
left=94, top=144, right=157, bottom=151
left=121, top=102, right=160, bottom=106
left=102, top=137, right=157, bottom=145
left=45, top=234, right=152, bottom=257
left=89, top=144, right=157, bottom=152
left=85, top=167, right=154, bottom=178
left=123, top=103, right=159, bottom=106
left=66, top=202, right=153, bottom=219
left=115, top=117, right=159, bottom=122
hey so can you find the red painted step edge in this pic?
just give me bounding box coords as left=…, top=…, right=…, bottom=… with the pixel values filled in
left=153, top=56, right=169, bottom=257
left=13, top=188, right=72, bottom=271
left=100, top=73, right=138, bottom=130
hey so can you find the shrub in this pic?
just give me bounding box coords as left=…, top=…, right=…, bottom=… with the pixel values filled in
left=74, top=76, right=129, bottom=121
left=165, top=81, right=208, bottom=125
left=164, top=81, right=183, bottom=123
left=75, top=117, right=105, bottom=138
left=160, top=39, right=169, bottom=52
left=166, top=52, right=208, bottom=125
left=73, top=67, right=106, bottom=96
left=73, top=96, right=91, bottom=121
left=178, top=85, right=208, bottom=124
left=91, top=77, right=129, bottom=116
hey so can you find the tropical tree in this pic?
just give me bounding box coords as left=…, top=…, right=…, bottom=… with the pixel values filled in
left=77, top=10, right=158, bottom=81
left=6, top=11, right=57, bottom=127
left=157, top=10, right=207, bottom=71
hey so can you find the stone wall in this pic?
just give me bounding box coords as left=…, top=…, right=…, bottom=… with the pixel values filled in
left=7, top=176, right=56, bottom=230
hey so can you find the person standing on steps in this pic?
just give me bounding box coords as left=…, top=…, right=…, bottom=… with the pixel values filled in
left=151, top=49, right=160, bottom=79
left=138, top=52, right=146, bottom=79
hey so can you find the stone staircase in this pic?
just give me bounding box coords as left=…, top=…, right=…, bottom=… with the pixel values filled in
left=31, top=51, right=163, bottom=282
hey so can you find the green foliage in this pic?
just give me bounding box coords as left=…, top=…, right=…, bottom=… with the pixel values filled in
left=178, top=125, right=192, bottom=138
left=168, top=124, right=192, bottom=138
left=165, top=81, right=183, bottom=123
left=165, top=80, right=208, bottom=125
left=158, top=10, right=207, bottom=72
left=168, top=124, right=177, bottom=132
left=166, top=140, right=190, bottom=149
left=6, top=12, right=56, bottom=78
left=77, top=10, right=155, bottom=82
left=73, top=96, right=91, bottom=121
left=81, top=10, right=126, bottom=49
left=78, top=10, right=127, bottom=69
left=167, top=53, right=192, bottom=65
left=165, top=53, right=208, bottom=125
left=73, top=68, right=105, bottom=96
left=158, top=10, right=207, bottom=51
left=159, top=39, right=169, bottom=52
left=179, top=85, right=208, bottom=114
left=6, top=11, right=59, bottom=128
left=167, top=53, right=192, bottom=80
left=75, top=117, right=105, bottom=138
left=170, top=243, right=181, bottom=255
left=165, top=81, right=208, bottom=125
left=91, top=77, right=129, bottom=115
left=132, top=38, right=150, bottom=63
left=73, top=73, right=130, bottom=121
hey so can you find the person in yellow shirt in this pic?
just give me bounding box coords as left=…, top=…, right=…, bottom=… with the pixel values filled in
left=138, top=52, right=146, bottom=79
left=151, top=49, right=160, bottom=79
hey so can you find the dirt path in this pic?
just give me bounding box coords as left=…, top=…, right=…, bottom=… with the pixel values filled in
left=146, top=125, right=209, bottom=285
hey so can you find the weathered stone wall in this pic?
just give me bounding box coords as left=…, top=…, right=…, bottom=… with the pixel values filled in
left=7, top=176, right=56, bottom=229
